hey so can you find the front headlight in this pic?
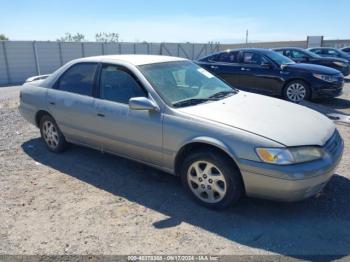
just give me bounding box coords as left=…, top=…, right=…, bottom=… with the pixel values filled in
left=256, top=147, right=324, bottom=165
left=333, top=61, right=347, bottom=67
left=313, top=73, right=338, bottom=82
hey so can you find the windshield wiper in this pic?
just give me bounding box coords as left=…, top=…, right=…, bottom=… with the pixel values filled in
left=172, top=98, right=217, bottom=108
left=209, top=90, right=237, bottom=99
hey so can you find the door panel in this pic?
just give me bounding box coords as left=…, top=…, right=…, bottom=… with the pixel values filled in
left=94, top=64, right=163, bottom=166
left=200, top=51, right=242, bottom=88
left=94, top=100, right=163, bottom=166
left=47, top=62, right=101, bottom=148
left=47, top=90, right=101, bottom=148
left=239, top=52, right=283, bottom=95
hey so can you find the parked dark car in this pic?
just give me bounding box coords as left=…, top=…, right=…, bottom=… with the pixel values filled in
left=308, top=47, right=350, bottom=62
left=197, top=48, right=344, bottom=103
left=341, top=46, right=350, bottom=55
left=274, top=47, right=350, bottom=76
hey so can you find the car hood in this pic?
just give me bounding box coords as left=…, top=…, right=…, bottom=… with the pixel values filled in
left=284, top=63, right=341, bottom=74
left=178, top=92, right=335, bottom=147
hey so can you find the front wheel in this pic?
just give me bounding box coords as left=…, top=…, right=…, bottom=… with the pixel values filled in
left=283, top=80, right=311, bottom=103
left=180, top=150, right=243, bottom=209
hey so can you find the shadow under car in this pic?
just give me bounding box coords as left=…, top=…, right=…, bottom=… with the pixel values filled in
left=22, top=138, right=350, bottom=260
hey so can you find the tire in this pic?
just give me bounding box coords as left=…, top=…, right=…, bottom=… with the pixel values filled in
left=283, top=80, right=311, bottom=103
left=180, top=150, right=243, bottom=209
left=39, top=115, right=68, bottom=153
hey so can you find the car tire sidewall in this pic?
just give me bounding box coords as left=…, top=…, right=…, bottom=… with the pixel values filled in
left=180, top=150, right=243, bottom=209
left=39, top=115, right=67, bottom=153
left=283, top=80, right=311, bottom=103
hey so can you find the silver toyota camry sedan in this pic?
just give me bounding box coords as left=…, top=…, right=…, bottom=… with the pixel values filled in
left=19, top=55, right=344, bottom=209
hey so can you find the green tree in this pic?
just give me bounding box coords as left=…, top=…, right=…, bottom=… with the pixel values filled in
left=57, top=33, right=86, bottom=42
left=0, top=34, right=9, bottom=40
left=95, top=32, right=119, bottom=42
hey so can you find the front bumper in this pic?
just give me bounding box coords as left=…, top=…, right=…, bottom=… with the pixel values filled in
left=238, top=132, right=344, bottom=202
left=312, top=79, right=344, bottom=99
left=340, top=66, right=350, bottom=76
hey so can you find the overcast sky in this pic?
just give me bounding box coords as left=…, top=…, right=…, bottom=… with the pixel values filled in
left=1, top=0, right=350, bottom=43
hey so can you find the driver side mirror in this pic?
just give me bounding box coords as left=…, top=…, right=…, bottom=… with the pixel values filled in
left=261, top=62, right=273, bottom=69
left=129, top=97, right=159, bottom=111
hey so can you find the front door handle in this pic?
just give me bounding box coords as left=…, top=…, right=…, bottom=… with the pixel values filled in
left=241, top=67, right=250, bottom=71
left=49, top=102, right=55, bottom=105
left=210, top=65, right=218, bottom=69
left=97, top=113, right=105, bottom=117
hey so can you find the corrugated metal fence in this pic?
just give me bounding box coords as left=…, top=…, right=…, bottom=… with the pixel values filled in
left=2, top=39, right=350, bottom=85
left=0, top=41, right=221, bottom=85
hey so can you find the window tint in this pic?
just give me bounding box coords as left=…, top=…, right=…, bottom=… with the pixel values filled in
left=57, top=63, right=97, bottom=96
left=291, top=50, right=308, bottom=59
left=243, top=52, right=266, bottom=65
left=312, top=49, right=323, bottom=55
left=209, top=52, right=238, bottom=63
left=325, top=49, right=339, bottom=56
left=99, top=65, right=146, bottom=104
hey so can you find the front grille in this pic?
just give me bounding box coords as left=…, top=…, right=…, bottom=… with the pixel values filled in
left=323, top=130, right=342, bottom=156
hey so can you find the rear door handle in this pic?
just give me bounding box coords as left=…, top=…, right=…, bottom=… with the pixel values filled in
left=210, top=65, right=218, bottom=69
left=49, top=102, right=55, bottom=105
left=97, top=113, right=105, bottom=117
left=241, top=67, right=250, bottom=71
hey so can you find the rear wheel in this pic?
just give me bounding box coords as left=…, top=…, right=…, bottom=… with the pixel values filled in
left=283, top=80, right=310, bottom=103
left=39, top=115, right=67, bottom=153
left=180, top=150, right=243, bottom=209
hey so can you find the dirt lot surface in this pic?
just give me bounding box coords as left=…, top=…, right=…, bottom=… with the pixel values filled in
left=1, top=79, right=350, bottom=259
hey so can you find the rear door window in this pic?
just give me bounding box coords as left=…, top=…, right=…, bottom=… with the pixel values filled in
left=56, top=63, right=98, bottom=96
left=325, top=49, right=339, bottom=57
left=291, top=50, right=307, bottom=59
left=242, top=52, right=266, bottom=65
left=209, top=51, right=239, bottom=63
left=312, top=49, right=323, bottom=55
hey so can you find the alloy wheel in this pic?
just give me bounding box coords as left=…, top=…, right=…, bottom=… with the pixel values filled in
left=42, top=120, right=59, bottom=149
left=187, top=161, right=227, bottom=203
left=286, top=83, right=306, bottom=102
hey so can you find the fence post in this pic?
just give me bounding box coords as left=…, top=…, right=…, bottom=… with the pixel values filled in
left=58, top=42, right=63, bottom=66
left=192, top=43, right=195, bottom=60
left=32, top=41, right=40, bottom=75
left=160, top=43, right=163, bottom=55
left=1, top=41, right=11, bottom=84
left=101, top=43, right=105, bottom=55
left=81, top=42, right=85, bottom=57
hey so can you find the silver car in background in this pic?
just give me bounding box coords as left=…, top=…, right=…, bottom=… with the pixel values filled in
left=19, top=55, right=344, bottom=209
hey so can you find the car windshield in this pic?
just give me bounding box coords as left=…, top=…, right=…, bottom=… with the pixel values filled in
left=140, top=61, right=237, bottom=107
left=265, top=51, right=295, bottom=65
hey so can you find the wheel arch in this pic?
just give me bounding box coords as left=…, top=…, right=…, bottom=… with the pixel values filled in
left=35, top=110, right=53, bottom=127
left=174, top=137, right=241, bottom=177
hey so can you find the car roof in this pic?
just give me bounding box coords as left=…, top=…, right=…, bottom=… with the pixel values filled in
left=273, top=47, right=305, bottom=51
left=223, top=48, right=272, bottom=53
left=308, top=47, right=335, bottom=50
left=72, top=54, right=187, bottom=66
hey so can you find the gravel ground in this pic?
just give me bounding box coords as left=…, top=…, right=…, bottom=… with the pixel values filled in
left=1, top=80, right=350, bottom=259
